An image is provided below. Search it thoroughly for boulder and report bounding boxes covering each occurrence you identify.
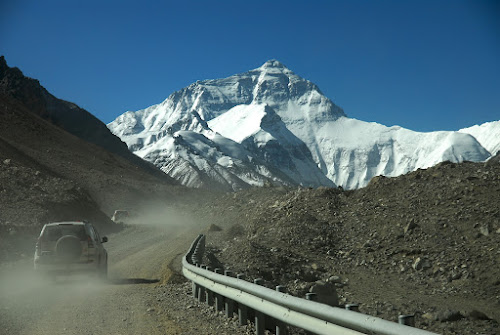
[309,280,339,307]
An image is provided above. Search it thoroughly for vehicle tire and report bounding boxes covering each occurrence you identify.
[55,235,82,262]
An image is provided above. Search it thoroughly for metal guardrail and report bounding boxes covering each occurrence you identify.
[182,234,440,335]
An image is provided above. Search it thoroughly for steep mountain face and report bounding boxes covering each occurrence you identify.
[0,56,166,179]
[109,60,495,190]
[207,104,335,187]
[109,60,341,190]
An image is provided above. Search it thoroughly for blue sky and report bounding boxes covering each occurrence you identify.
[1,0,499,131]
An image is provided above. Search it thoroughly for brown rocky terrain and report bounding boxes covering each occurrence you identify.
[191,158,500,335]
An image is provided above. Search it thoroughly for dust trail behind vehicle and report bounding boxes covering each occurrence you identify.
[0,204,208,335]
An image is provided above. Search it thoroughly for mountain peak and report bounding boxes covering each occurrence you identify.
[260,59,288,70]
[0,56,23,81]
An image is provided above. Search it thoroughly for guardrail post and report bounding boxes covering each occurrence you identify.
[275,286,288,335]
[214,268,224,312]
[237,274,248,326]
[399,314,415,327]
[306,293,317,301]
[254,278,265,335]
[205,266,214,306]
[198,266,206,302]
[192,281,198,298]
[224,270,235,318]
[345,303,360,312]
[198,285,205,302]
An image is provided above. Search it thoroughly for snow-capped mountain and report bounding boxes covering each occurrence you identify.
[108,60,496,190]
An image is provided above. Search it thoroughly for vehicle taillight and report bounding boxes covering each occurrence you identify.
[36,236,45,255]
[35,238,40,256]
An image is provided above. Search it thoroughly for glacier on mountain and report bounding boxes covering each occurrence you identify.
[459,120,500,156]
[108,60,496,190]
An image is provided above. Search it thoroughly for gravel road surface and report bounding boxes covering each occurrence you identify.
[0,215,252,335]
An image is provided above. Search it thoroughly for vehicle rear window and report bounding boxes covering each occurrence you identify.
[43,225,87,241]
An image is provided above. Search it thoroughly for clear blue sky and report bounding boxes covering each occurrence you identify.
[1,0,499,131]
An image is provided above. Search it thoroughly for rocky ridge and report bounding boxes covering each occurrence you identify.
[0,55,167,176]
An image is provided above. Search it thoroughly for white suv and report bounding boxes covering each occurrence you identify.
[34,221,108,279]
[111,210,129,224]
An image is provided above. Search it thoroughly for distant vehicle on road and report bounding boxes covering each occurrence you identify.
[111,209,136,224]
[34,221,108,279]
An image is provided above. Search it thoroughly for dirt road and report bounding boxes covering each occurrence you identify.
[0,217,207,335]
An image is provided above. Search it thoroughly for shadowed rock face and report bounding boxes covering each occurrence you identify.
[0,56,168,179]
[0,57,117,149]
[486,151,500,165]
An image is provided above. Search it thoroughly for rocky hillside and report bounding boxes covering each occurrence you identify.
[190,157,500,335]
[0,56,167,175]
[0,57,182,262]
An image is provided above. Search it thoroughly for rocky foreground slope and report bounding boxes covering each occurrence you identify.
[189,157,500,335]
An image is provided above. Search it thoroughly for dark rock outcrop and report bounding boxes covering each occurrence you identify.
[0,56,168,178]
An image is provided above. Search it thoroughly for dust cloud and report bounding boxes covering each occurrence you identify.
[121,201,199,228]
[0,201,208,334]
[0,260,108,334]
